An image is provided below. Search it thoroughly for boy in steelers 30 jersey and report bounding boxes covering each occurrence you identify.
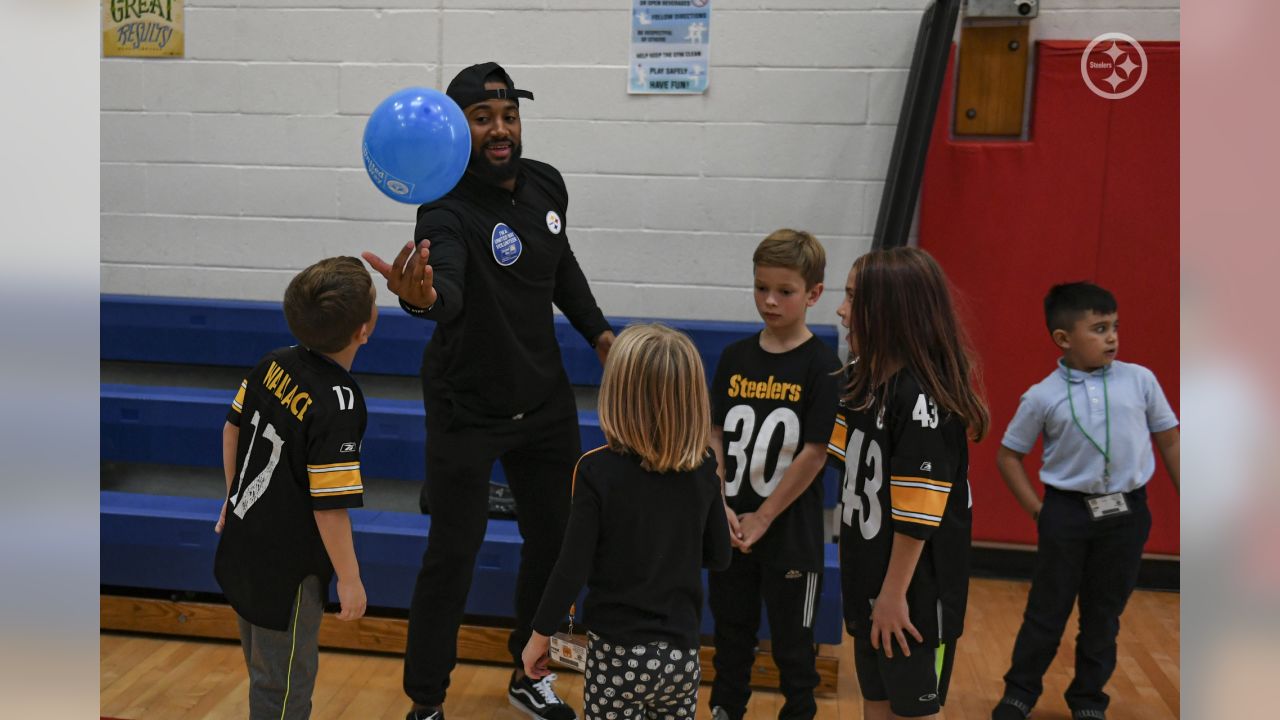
[708,230,841,720]
[214,256,376,720]
[828,370,972,718]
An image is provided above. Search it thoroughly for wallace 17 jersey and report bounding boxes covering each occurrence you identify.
[214,345,366,631]
[826,369,971,642]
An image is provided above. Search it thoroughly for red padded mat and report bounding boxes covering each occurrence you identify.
[919,41,1180,554]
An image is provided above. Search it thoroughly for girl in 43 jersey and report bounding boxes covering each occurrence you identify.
[828,247,989,720]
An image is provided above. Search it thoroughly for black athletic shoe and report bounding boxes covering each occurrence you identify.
[405,706,444,720]
[1071,710,1107,720]
[508,672,576,719]
[992,697,1031,720]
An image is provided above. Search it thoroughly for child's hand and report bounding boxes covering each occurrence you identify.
[735,512,773,551]
[215,500,228,534]
[522,632,552,680]
[335,576,367,621]
[724,503,747,551]
[869,592,922,659]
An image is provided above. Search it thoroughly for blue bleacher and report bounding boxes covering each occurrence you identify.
[101,490,844,641]
[101,295,847,643]
[102,294,836,387]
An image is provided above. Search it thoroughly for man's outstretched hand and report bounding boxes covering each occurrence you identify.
[363,240,437,310]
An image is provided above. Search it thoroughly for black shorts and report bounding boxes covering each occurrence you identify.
[853,636,957,718]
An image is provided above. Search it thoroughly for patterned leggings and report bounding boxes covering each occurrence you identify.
[584,633,701,720]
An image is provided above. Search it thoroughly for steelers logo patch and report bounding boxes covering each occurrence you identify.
[546,210,562,234]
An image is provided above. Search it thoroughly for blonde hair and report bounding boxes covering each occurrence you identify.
[597,323,711,473]
[753,228,826,289]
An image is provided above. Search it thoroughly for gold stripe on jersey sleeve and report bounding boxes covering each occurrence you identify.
[311,486,363,497]
[826,414,848,459]
[308,465,362,494]
[890,482,949,522]
[891,509,942,527]
[308,461,361,471]
[231,379,247,413]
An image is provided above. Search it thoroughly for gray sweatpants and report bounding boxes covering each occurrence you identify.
[236,575,325,720]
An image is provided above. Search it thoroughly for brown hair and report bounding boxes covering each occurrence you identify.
[843,247,989,441]
[282,256,374,354]
[753,229,826,289]
[597,323,711,473]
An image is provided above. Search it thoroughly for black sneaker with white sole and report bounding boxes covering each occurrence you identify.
[508,671,576,720]
[405,707,444,720]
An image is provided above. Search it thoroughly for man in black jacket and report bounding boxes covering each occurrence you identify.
[364,62,614,720]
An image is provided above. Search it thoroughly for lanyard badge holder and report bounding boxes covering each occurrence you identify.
[548,606,588,672]
[1066,367,1131,521]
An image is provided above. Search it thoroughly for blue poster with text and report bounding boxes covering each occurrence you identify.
[629,0,711,94]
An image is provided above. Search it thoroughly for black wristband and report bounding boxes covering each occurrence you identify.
[400,297,434,316]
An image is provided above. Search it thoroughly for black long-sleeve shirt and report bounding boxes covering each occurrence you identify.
[408,160,612,417]
[533,446,732,649]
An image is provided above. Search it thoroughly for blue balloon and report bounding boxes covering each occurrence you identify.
[362,87,470,204]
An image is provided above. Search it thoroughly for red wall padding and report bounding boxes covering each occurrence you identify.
[919,41,1180,554]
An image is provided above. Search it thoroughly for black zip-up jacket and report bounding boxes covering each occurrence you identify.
[406,160,611,418]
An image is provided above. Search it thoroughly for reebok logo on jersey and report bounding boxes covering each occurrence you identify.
[920,461,932,472]
[340,442,357,453]
[785,570,802,579]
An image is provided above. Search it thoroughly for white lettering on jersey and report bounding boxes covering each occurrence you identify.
[231,410,286,519]
[912,393,939,429]
[722,405,801,498]
[841,427,884,539]
[332,385,355,411]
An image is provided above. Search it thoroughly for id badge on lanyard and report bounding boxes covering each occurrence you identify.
[549,629,589,672]
[1084,491,1131,521]
[1066,367,1124,522]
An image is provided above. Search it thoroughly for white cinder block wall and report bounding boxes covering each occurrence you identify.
[100,0,1178,327]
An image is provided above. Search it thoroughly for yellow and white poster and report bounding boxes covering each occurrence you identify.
[103,0,184,58]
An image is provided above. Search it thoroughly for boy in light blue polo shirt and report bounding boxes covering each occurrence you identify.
[991,282,1179,720]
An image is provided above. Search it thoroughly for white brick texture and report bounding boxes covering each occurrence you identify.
[101,1,1178,325]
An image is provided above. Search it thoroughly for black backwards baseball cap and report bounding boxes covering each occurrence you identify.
[446,62,534,110]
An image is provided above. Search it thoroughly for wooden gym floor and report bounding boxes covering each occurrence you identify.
[101,578,1179,719]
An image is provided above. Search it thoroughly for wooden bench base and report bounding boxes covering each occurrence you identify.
[100,595,840,695]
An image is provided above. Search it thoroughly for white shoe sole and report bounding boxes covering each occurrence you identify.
[508,693,577,720]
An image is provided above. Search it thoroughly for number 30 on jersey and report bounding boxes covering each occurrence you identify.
[722,405,800,498]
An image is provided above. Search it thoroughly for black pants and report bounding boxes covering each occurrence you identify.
[403,382,580,707]
[1002,485,1152,713]
[708,550,822,720]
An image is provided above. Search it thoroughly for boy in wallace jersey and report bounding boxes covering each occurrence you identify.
[707,229,841,720]
[828,247,989,720]
[992,283,1179,720]
[214,256,377,720]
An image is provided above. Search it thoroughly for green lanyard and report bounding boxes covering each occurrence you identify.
[1065,365,1111,484]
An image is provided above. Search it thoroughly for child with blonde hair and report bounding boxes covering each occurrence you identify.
[523,323,732,720]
